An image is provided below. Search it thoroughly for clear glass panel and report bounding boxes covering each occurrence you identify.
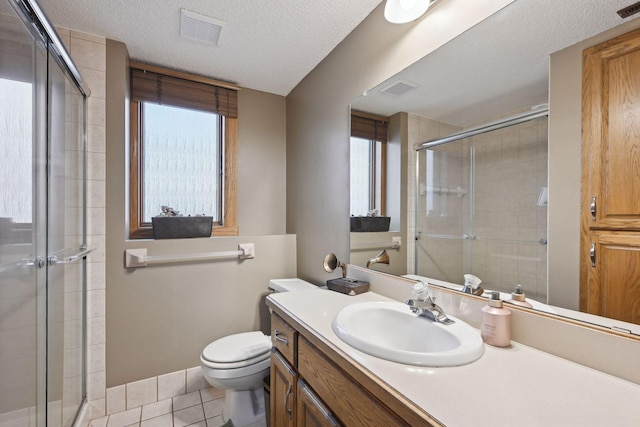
[0,5,47,427]
[142,102,220,222]
[47,52,86,427]
[350,137,372,216]
[415,117,548,300]
[415,140,471,283]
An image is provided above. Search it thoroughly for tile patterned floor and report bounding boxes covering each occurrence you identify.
[88,387,260,427]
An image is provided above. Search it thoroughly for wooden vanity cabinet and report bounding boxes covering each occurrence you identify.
[581,27,640,323]
[271,349,296,427]
[269,312,438,427]
[297,380,341,427]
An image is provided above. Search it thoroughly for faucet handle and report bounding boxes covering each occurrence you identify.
[411,280,429,301]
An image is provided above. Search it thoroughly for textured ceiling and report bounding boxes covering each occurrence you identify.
[37,0,383,96]
[352,0,640,127]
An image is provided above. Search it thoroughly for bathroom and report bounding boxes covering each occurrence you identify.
[1,0,640,426]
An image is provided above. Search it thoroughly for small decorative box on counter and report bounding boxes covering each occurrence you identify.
[327,278,370,296]
[151,216,213,239]
[350,216,390,232]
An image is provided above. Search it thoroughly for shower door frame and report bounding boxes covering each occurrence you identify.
[414,107,549,295]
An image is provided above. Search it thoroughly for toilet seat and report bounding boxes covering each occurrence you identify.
[200,354,271,379]
[201,331,271,369]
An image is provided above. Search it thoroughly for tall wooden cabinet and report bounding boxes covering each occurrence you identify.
[581,27,640,324]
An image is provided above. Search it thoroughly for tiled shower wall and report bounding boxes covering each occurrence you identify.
[470,117,548,300]
[58,28,107,422]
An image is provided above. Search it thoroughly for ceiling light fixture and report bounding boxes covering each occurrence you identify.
[384,0,437,24]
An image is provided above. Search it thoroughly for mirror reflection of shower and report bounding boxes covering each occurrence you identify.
[415,111,548,302]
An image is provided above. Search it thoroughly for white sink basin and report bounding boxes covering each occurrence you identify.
[332,301,484,367]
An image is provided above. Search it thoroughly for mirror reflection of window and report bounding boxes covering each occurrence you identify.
[350,113,388,217]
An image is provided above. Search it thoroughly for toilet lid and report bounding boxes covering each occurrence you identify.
[202,331,271,363]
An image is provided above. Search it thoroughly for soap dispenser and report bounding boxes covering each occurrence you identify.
[508,284,533,308]
[481,292,511,347]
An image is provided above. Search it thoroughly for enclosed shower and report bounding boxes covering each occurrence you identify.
[414,111,548,301]
[1,1,90,426]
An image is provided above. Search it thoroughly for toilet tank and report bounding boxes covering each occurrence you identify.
[268,278,317,293]
[260,278,319,335]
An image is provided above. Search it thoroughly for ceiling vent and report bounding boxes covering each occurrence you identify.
[617,2,640,18]
[379,80,419,97]
[180,9,225,46]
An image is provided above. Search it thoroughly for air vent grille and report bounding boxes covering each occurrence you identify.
[180,9,225,46]
[617,2,640,18]
[379,80,419,97]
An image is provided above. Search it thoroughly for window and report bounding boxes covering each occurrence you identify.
[129,63,239,239]
[350,112,388,216]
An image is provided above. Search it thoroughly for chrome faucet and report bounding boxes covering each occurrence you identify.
[406,281,455,325]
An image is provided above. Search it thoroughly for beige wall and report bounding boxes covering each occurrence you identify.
[548,19,640,310]
[286,0,515,283]
[105,41,296,387]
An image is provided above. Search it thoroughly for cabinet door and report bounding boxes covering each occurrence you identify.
[297,380,341,427]
[298,336,410,426]
[583,27,640,229]
[271,350,296,427]
[582,232,640,324]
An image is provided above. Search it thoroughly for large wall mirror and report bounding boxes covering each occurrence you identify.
[349,0,640,335]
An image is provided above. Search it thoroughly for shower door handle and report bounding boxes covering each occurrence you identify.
[48,247,95,265]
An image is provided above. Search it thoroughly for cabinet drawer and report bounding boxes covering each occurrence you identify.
[271,313,296,365]
[298,336,409,426]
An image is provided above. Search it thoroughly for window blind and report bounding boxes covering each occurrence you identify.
[130,67,238,118]
[351,113,388,142]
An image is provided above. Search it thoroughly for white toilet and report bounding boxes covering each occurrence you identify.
[200,278,317,426]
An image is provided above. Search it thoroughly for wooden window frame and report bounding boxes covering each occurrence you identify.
[129,62,239,239]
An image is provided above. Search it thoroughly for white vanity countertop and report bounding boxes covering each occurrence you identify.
[267,289,640,427]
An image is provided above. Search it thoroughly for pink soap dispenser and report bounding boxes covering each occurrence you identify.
[481,292,512,347]
[508,284,533,308]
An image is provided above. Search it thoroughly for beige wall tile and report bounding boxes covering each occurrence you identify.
[87,290,106,318]
[88,124,106,153]
[88,343,106,373]
[88,370,106,400]
[87,97,105,126]
[106,385,126,415]
[70,37,106,71]
[127,377,158,409]
[87,179,107,209]
[158,370,186,401]
[80,68,106,100]
[185,367,206,393]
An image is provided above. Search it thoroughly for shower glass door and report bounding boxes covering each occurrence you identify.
[0,6,48,427]
[47,51,87,427]
[1,2,88,426]
[415,117,548,301]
